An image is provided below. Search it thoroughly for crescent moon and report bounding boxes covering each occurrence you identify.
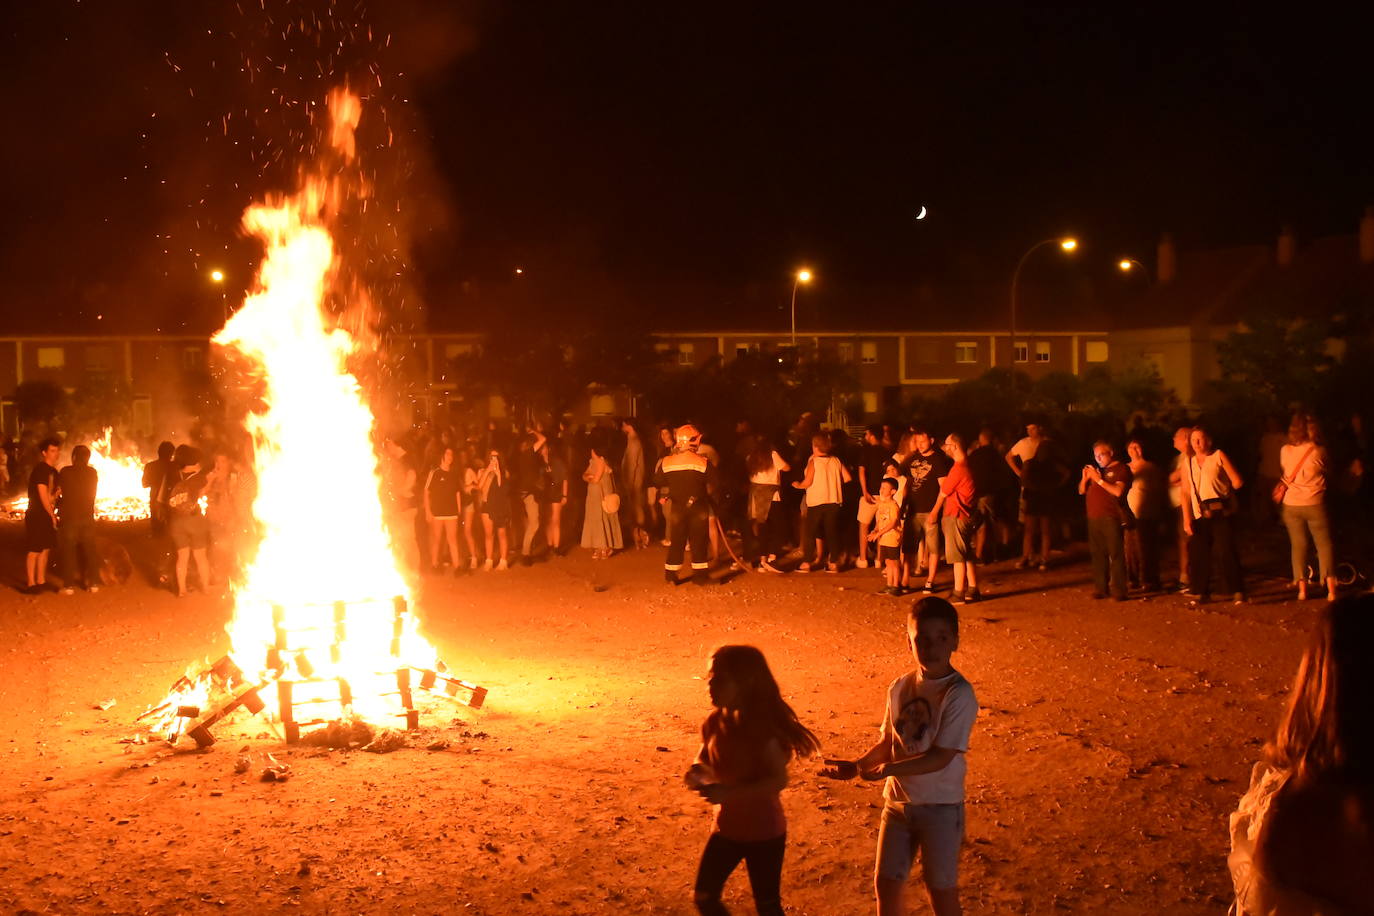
[916,205,927,220]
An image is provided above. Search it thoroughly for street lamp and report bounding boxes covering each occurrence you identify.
[790,268,813,349]
[1118,258,1150,281]
[1009,238,1077,368]
[210,269,227,322]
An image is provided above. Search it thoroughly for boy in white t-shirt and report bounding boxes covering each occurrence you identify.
[823,597,978,915]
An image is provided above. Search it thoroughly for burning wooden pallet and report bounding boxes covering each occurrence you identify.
[141,597,485,747]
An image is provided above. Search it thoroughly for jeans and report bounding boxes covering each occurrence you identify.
[59,517,99,587]
[801,502,841,565]
[1087,516,1127,598]
[1282,502,1334,582]
[694,832,785,916]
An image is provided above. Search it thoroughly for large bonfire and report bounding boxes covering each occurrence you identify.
[143,89,480,745]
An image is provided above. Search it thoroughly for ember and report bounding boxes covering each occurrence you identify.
[141,88,484,746]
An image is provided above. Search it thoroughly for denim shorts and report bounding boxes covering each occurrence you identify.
[875,801,964,890]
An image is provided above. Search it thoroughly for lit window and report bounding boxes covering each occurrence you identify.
[37,347,65,369]
[1035,341,1051,363]
[955,341,977,364]
[1014,341,1029,363]
[1085,341,1109,363]
[837,342,855,363]
[862,391,878,415]
[678,342,695,366]
[860,341,878,364]
[589,393,615,416]
[183,347,204,370]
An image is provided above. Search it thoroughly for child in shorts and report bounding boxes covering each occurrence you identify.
[822,597,978,916]
[868,477,904,595]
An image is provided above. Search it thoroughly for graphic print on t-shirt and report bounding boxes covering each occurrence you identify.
[895,694,934,751]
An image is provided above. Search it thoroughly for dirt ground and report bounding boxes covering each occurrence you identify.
[0,521,1324,915]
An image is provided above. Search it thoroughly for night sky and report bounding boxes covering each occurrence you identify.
[3,1,1373,332]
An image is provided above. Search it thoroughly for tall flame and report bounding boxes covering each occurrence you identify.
[210,89,433,724]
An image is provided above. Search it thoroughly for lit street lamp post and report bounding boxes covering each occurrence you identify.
[210,269,227,322]
[1008,238,1076,368]
[790,268,813,350]
[1118,258,1151,282]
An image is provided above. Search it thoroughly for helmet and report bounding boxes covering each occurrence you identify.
[674,424,702,451]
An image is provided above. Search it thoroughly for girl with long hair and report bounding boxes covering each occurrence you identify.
[1229,595,1374,913]
[1278,412,1337,602]
[686,645,820,916]
[744,438,791,572]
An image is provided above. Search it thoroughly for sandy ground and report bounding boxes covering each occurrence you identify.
[0,522,1322,915]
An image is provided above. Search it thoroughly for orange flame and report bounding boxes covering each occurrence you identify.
[204,88,435,727]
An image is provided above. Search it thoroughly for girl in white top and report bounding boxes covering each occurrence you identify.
[745,441,791,572]
[1278,412,1336,601]
[792,433,852,572]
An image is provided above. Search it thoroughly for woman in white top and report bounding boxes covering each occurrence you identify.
[791,432,851,572]
[1182,425,1245,603]
[1279,412,1336,602]
[744,438,791,572]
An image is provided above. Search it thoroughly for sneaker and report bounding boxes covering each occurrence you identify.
[1232,592,1246,605]
[856,557,869,569]
[1014,558,1030,570]
[921,581,935,594]
[825,564,839,574]
[87,584,100,594]
[965,589,981,603]
[877,585,894,595]
[798,563,812,573]
[60,587,75,596]
[1037,561,1049,572]
[759,558,781,574]
[950,591,966,604]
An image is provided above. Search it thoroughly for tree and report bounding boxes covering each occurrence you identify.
[1213,314,1336,413]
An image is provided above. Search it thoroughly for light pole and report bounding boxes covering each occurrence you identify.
[790,268,813,350]
[1118,258,1151,282]
[210,269,227,322]
[1009,238,1076,368]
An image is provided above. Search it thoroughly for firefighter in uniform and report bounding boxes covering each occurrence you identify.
[655,424,716,586]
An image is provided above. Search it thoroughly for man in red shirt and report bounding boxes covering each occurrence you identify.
[928,433,981,604]
[1079,440,1133,601]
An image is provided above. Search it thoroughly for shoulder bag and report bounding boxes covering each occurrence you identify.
[1271,445,1315,505]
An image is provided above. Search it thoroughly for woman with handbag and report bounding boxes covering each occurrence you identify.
[1182,425,1246,605]
[1277,412,1337,602]
[581,436,624,559]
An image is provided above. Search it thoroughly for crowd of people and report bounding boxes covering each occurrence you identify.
[371,408,1366,607]
[12,407,1366,608]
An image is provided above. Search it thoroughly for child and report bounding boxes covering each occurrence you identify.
[868,477,904,595]
[823,598,978,916]
[686,645,821,916]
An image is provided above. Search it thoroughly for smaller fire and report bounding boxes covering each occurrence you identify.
[3,428,150,522]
